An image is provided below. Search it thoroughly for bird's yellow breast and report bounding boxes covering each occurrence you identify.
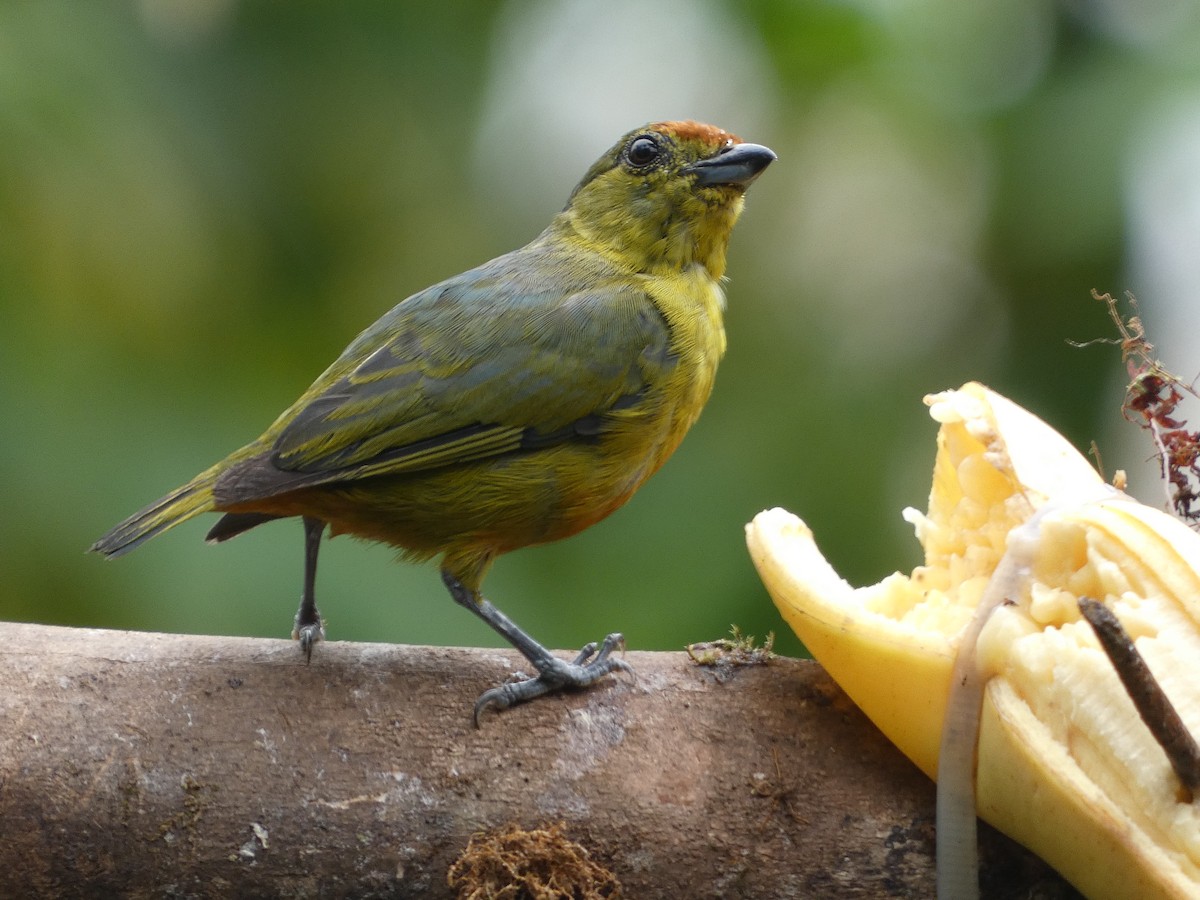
[641,264,727,458]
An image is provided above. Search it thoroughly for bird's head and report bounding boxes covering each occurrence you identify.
[557,121,775,279]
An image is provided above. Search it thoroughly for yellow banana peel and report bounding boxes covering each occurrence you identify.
[747,382,1200,898]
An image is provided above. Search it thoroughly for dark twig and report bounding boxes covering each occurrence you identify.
[1078,597,1200,801]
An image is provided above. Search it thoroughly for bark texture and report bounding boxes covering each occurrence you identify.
[0,622,1077,898]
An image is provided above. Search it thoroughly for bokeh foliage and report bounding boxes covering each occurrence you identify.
[2,0,1197,657]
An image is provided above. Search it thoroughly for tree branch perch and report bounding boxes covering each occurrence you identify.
[0,622,1074,898]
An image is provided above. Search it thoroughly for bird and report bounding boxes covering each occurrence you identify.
[91,120,775,723]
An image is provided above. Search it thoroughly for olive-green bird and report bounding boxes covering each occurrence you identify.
[92,120,775,722]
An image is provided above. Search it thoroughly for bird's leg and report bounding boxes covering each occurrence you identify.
[440,570,633,726]
[292,516,326,662]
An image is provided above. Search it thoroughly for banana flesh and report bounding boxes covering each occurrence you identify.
[746,382,1200,898]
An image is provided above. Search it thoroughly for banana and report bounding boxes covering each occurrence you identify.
[746,382,1200,899]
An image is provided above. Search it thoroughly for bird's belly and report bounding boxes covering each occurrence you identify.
[279,425,670,559]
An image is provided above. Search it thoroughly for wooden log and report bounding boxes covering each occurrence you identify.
[0,622,1075,898]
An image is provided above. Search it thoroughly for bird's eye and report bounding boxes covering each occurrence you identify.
[625,136,661,167]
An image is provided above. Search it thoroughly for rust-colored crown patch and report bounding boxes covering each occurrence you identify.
[653,120,741,147]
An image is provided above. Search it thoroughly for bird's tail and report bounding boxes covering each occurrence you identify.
[90,464,222,559]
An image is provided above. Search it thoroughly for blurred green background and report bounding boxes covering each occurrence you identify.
[3,1,1198,658]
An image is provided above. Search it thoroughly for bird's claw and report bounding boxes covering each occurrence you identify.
[571,641,600,665]
[473,632,633,727]
[292,613,325,664]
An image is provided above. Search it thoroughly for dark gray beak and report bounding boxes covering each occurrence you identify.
[688,142,776,187]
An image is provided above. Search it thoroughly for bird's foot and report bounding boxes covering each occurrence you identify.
[291,611,325,663]
[473,632,633,726]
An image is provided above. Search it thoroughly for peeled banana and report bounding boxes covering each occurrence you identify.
[747,382,1200,899]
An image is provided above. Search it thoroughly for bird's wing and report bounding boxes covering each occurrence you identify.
[226,252,674,499]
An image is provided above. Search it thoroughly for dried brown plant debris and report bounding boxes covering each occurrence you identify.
[686,625,775,668]
[448,822,622,900]
[1078,291,1200,526]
